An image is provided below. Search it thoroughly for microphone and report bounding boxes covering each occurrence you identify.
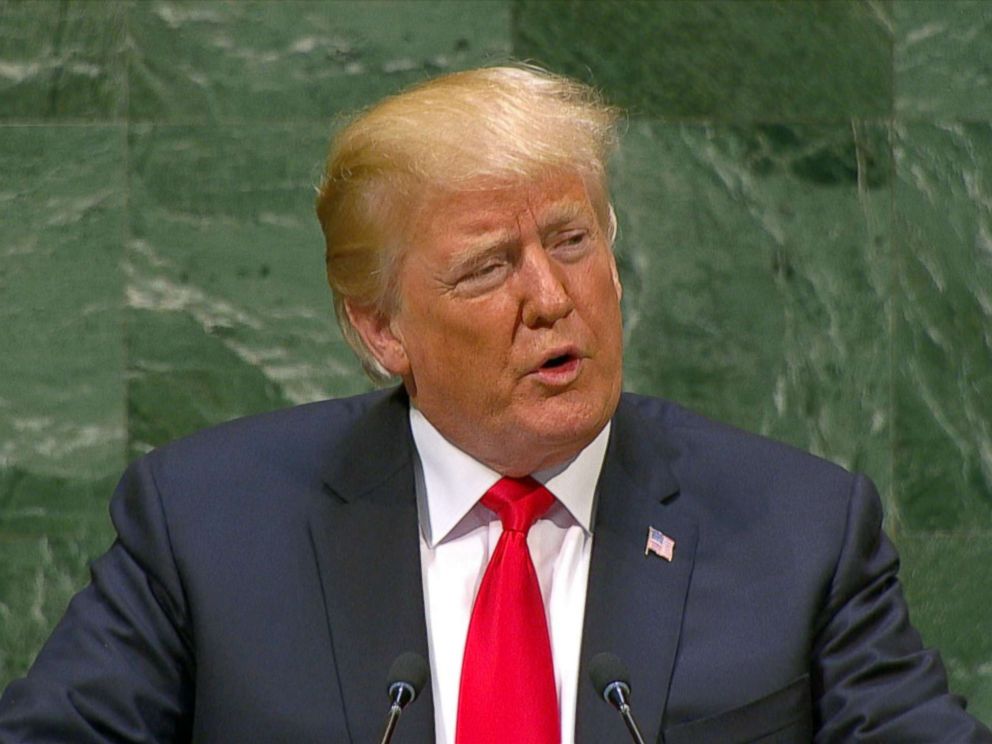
[588,652,646,744]
[379,652,429,744]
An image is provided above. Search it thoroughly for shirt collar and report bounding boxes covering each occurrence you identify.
[409,407,610,548]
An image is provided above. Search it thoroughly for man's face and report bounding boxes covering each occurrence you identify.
[351,171,623,475]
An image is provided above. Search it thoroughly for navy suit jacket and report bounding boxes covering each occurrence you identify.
[1,388,989,742]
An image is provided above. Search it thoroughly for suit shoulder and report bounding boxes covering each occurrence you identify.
[122,388,398,516]
[617,394,872,586]
[146,389,388,468]
[618,392,854,492]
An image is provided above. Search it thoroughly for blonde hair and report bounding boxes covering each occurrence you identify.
[315,65,621,382]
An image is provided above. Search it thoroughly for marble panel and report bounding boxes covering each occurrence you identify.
[898,531,992,724]
[126,123,371,456]
[614,120,893,508]
[894,0,992,119]
[0,473,115,683]
[513,0,892,120]
[127,0,512,122]
[0,125,126,479]
[0,0,125,120]
[0,125,124,685]
[893,123,992,531]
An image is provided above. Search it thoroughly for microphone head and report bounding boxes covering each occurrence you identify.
[589,652,631,700]
[386,652,429,703]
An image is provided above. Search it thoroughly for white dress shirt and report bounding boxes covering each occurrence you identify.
[410,408,610,744]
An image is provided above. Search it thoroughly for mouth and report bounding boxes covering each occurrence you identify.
[542,353,575,369]
[530,347,583,385]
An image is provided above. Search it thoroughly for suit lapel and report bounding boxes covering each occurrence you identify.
[576,396,698,743]
[305,390,696,742]
[307,389,434,742]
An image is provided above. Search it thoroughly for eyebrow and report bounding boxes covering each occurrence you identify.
[536,200,588,231]
[444,233,517,280]
[443,199,593,279]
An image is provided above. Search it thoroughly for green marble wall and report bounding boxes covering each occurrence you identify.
[1,0,989,723]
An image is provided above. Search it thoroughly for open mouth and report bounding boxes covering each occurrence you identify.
[542,354,575,369]
[529,346,582,383]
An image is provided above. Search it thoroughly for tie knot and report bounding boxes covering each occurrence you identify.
[481,476,554,533]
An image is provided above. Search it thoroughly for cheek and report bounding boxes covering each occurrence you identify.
[586,273,624,357]
[447,298,517,348]
[399,285,519,378]
[412,309,507,379]
[579,262,623,320]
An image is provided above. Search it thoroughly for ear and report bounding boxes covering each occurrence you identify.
[605,203,622,302]
[344,299,411,378]
[610,255,622,302]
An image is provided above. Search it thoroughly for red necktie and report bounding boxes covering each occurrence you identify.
[455,476,560,744]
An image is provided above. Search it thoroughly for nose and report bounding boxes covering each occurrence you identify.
[519,245,574,328]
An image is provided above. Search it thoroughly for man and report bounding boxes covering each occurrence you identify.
[0,66,989,743]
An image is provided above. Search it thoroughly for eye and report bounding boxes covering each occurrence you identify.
[471,261,503,278]
[462,258,508,282]
[451,257,511,295]
[550,230,590,259]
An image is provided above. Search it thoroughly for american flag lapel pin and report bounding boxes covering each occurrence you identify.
[645,526,675,562]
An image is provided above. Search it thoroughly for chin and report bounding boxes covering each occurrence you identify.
[523,394,614,449]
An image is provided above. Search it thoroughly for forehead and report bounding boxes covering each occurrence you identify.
[411,171,599,240]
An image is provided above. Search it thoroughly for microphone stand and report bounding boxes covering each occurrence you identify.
[379,702,403,744]
[379,682,414,744]
[618,701,646,744]
[605,680,646,744]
